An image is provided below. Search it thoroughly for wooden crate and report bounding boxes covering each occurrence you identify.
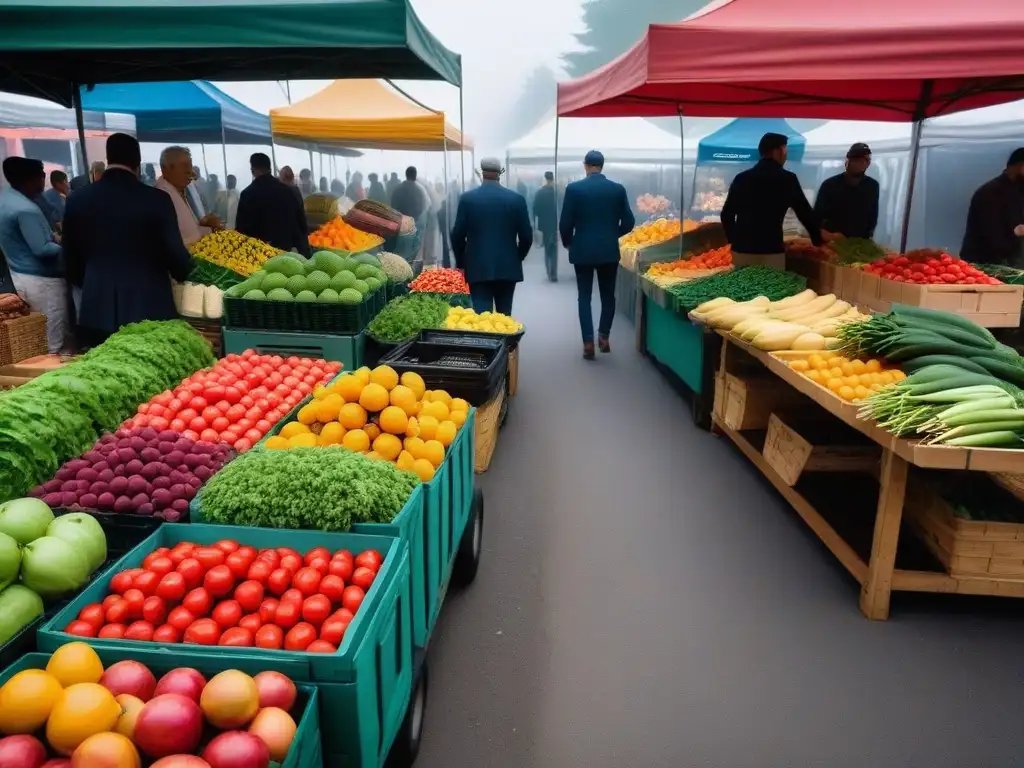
[762,413,881,486]
[0,313,47,365]
[905,482,1024,578]
[0,354,66,389]
[507,346,519,397]
[473,390,504,473]
[183,316,223,358]
[721,372,804,431]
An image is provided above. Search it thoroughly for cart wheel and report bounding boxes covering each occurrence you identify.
[499,377,510,429]
[388,658,429,768]
[453,488,484,587]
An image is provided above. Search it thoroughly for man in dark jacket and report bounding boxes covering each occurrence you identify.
[237,154,311,257]
[814,143,879,240]
[367,173,387,204]
[960,148,1024,266]
[389,166,429,221]
[451,157,532,315]
[559,151,635,359]
[385,172,401,199]
[532,171,558,282]
[62,133,192,348]
[721,133,822,269]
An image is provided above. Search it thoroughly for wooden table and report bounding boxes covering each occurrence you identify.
[711,329,1024,620]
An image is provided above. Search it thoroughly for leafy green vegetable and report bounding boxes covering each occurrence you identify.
[196,447,420,530]
[367,294,451,342]
[829,237,887,265]
[668,266,806,312]
[188,256,247,290]
[974,263,1024,285]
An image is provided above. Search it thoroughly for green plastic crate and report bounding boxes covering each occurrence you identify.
[222,328,365,370]
[38,524,405,683]
[0,652,322,768]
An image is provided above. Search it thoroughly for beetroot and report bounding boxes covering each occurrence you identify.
[193,442,217,455]
[151,476,171,490]
[97,469,115,483]
[161,509,182,522]
[115,428,132,439]
[139,427,159,442]
[158,442,178,456]
[129,437,147,453]
[116,448,136,464]
[182,454,202,470]
[91,482,110,496]
[80,493,99,509]
[42,479,62,494]
[113,466,126,477]
[60,492,77,508]
[183,484,197,500]
[43,493,62,507]
[164,451,185,467]
[82,451,103,464]
[67,459,89,473]
[151,489,172,510]
[109,476,129,495]
[76,467,99,483]
[169,484,187,499]
[93,462,111,475]
[193,466,212,482]
[125,459,144,476]
[140,447,161,464]
[174,438,194,452]
[113,496,133,513]
[97,492,115,510]
[60,480,78,493]
[127,476,148,495]
[157,430,179,443]
[131,493,150,511]
[171,498,190,513]
[137,503,155,516]
[100,433,117,444]
[140,463,162,481]
[168,471,189,486]
[55,468,74,482]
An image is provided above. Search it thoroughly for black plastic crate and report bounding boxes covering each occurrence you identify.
[385,281,410,302]
[223,286,385,333]
[421,326,525,351]
[54,507,186,556]
[382,339,508,405]
[363,331,415,367]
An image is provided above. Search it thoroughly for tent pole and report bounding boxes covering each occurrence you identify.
[200,144,209,177]
[71,82,89,177]
[899,80,933,253]
[504,151,510,188]
[554,116,560,223]
[220,119,229,188]
[270,143,278,174]
[459,86,466,194]
[677,107,685,259]
[308,148,314,176]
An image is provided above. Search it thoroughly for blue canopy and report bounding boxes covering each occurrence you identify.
[79,81,270,144]
[697,118,805,164]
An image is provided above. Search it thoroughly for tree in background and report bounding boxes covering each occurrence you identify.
[495,64,558,147]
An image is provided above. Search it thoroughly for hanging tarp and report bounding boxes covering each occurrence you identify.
[556,0,1024,121]
[0,95,135,134]
[271,80,470,152]
[697,118,805,163]
[0,0,461,105]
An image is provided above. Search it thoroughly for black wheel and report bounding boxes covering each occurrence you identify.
[499,376,510,429]
[387,658,429,767]
[452,488,484,587]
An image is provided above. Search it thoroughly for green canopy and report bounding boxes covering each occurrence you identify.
[0,0,462,105]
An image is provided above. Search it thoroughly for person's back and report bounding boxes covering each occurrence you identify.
[236,163,310,256]
[451,181,532,285]
[559,172,634,266]
[390,173,429,220]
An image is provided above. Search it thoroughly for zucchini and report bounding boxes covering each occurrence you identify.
[900,355,989,375]
[891,317,994,349]
[944,431,1022,447]
[786,300,851,325]
[968,356,1024,388]
[885,338,1001,362]
[891,304,997,346]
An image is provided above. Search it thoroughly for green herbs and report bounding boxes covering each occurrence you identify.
[367,294,451,342]
[188,256,247,291]
[196,447,420,530]
[668,266,807,312]
[829,237,887,265]
[974,263,1024,286]
[0,320,215,501]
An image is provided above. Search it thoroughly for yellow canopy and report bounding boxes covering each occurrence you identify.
[270,79,471,152]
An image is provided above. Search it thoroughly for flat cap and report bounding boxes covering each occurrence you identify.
[480,157,503,173]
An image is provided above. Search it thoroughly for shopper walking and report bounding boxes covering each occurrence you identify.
[450,157,532,315]
[559,150,635,360]
[367,173,387,204]
[532,171,558,281]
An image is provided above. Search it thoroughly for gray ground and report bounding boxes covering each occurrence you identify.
[416,256,1024,768]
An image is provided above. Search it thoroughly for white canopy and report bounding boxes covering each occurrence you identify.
[507,114,691,165]
[802,120,912,158]
[923,99,1024,144]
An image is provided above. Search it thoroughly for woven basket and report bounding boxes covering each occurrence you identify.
[473,389,505,473]
[0,313,47,365]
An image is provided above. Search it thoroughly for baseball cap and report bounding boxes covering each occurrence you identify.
[847,142,872,159]
[584,150,604,167]
[480,157,503,173]
[1007,148,1024,166]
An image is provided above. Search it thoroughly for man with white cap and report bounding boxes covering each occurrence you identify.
[450,157,533,315]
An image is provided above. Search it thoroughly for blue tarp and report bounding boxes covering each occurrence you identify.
[697,118,805,164]
[79,81,270,144]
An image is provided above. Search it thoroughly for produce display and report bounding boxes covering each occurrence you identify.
[224,251,385,306]
[0,499,108,643]
[0,641,304,765]
[32,428,232,521]
[670,266,807,313]
[308,216,383,252]
[367,295,451,343]
[0,321,215,501]
[188,231,282,278]
[787,354,906,402]
[376,251,414,284]
[646,245,732,278]
[186,258,246,291]
[262,365,468,483]
[619,217,698,250]
[974,263,1024,286]
[828,237,887,266]
[125,352,341,454]
[635,194,672,216]
[408,268,470,295]
[61,540,386,654]
[861,251,1002,285]
[444,306,523,334]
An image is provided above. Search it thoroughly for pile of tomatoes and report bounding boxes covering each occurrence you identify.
[63,539,385,653]
[126,352,342,453]
[408,267,470,294]
[862,252,1002,285]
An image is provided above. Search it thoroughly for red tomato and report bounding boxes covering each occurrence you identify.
[142,596,167,625]
[255,624,284,649]
[292,567,322,597]
[306,640,337,654]
[328,558,353,582]
[278,554,302,573]
[200,429,221,443]
[243,428,262,443]
[178,408,199,424]
[200,406,220,424]
[153,624,181,643]
[66,620,97,638]
[307,557,330,576]
[184,618,221,645]
[279,588,303,606]
[224,387,242,404]
[355,551,383,573]
[211,416,230,432]
[212,600,243,629]
[98,624,127,639]
[239,613,263,633]
[188,396,207,411]
[341,586,365,613]
[259,598,279,623]
[257,549,281,566]
[169,418,187,432]
[132,571,160,597]
[303,547,330,566]
[318,575,347,604]
[351,567,375,591]
[78,603,106,630]
[110,571,134,595]
[226,404,246,422]
[284,622,317,651]
[267,568,292,596]
[125,621,154,642]
[219,627,254,647]
[247,559,273,585]
[170,542,196,562]
[223,552,250,580]
[189,417,208,433]
[319,617,348,646]
[333,549,354,562]
[273,600,300,629]
[149,416,169,431]
[301,594,331,627]
[154,572,186,603]
[266,409,283,423]
[195,547,226,569]
[176,558,204,590]
[234,580,265,613]
[236,545,257,560]
[241,395,255,408]
[204,565,235,598]
[256,419,272,433]
[143,548,170,569]
[122,589,145,619]
[153,390,174,406]
[214,539,239,554]
[143,554,174,576]
[233,438,253,453]
[167,606,196,632]
[182,587,213,617]
[102,594,121,611]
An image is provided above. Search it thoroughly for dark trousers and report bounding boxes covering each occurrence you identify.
[542,231,557,281]
[469,280,516,315]
[574,263,617,342]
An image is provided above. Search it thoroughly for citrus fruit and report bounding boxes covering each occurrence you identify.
[296,404,319,425]
[412,459,435,482]
[0,669,63,733]
[287,433,317,448]
[373,433,403,461]
[369,365,399,391]
[420,390,434,403]
[338,402,367,429]
[46,642,104,687]
[423,401,449,422]
[312,385,329,400]
[450,397,470,413]
[364,423,381,441]
[264,436,289,450]
[353,367,372,385]
[47,683,122,755]
[318,422,345,445]
[365,451,383,461]
[435,421,457,447]
[396,451,416,471]
[400,371,426,399]
[422,440,445,468]
[405,417,420,438]
[417,415,438,441]
[404,437,425,460]
[342,429,370,453]
[378,406,408,435]
[279,422,310,439]
[335,375,364,402]
[71,731,141,767]
[431,390,452,407]
[359,383,389,412]
[389,385,418,416]
[449,409,467,428]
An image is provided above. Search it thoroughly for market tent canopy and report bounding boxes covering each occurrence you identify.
[270,80,470,152]
[508,114,685,165]
[697,118,805,163]
[802,120,913,157]
[79,81,273,145]
[0,94,135,134]
[556,0,1024,121]
[0,0,462,106]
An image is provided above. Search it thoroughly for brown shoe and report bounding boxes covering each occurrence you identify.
[598,336,611,354]
[583,342,595,360]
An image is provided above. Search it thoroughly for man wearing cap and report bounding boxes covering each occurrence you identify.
[559,150,635,359]
[450,158,533,315]
[532,171,559,281]
[814,143,879,241]
[960,148,1024,267]
[721,132,823,269]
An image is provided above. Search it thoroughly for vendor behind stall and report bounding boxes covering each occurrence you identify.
[814,143,879,240]
[720,132,823,269]
[155,146,222,246]
[960,148,1024,267]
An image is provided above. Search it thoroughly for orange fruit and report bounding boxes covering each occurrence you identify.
[389,385,418,416]
[318,422,345,445]
[297,404,319,425]
[334,374,364,402]
[47,683,121,755]
[279,422,310,439]
[422,440,445,468]
[46,642,103,687]
[373,433,403,461]
[264,436,289,450]
[399,371,425,400]
[316,394,343,422]
[378,406,408,435]
[369,365,399,391]
[396,451,416,471]
[338,402,367,429]
[343,429,370,453]
[0,669,63,733]
[423,401,449,422]
[448,410,467,428]
[431,390,452,408]
[405,416,420,438]
[113,694,144,740]
[450,397,470,413]
[404,437,425,460]
[417,415,438,441]
[288,433,317,448]
[435,421,457,447]
[312,385,329,400]
[71,731,140,768]
[353,367,372,385]
[359,383,389,412]
[364,423,381,441]
[412,459,435,482]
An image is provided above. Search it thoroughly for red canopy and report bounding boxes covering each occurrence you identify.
[557,0,1024,121]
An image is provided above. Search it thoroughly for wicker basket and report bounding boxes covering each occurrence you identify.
[0,313,47,365]
[473,389,505,473]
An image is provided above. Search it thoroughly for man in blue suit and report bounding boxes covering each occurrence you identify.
[450,157,533,315]
[559,150,635,359]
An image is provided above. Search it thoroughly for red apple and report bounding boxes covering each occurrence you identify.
[100,660,157,701]
[153,667,207,703]
[134,694,204,758]
[0,735,47,768]
[151,758,211,768]
[202,732,269,768]
[252,671,296,711]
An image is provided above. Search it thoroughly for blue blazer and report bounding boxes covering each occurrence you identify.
[559,173,635,266]
[450,182,533,284]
